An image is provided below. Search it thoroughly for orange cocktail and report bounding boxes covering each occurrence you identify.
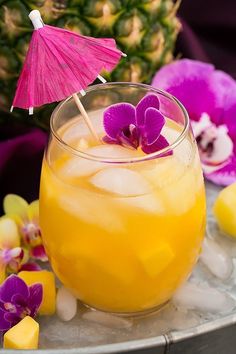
[40,83,206,314]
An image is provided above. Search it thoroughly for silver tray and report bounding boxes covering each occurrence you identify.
[5,182,236,354]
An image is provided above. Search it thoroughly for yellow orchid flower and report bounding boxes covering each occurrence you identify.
[3,195,48,262]
[0,216,24,282]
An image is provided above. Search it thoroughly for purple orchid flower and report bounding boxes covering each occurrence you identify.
[103,94,170,154]
[0,275,42,331]
[152,59,236,186]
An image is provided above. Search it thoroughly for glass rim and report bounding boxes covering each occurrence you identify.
[50,82,190,163]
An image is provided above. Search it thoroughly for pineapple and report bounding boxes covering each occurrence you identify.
[0,0,181,128]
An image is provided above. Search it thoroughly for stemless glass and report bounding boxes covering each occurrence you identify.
[39,83,206,315]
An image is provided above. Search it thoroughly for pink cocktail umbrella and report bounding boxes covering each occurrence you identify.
[11,10,126,140]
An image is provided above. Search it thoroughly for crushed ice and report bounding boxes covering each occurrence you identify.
[56,286,77,322]
[200,237,233,280]
[82,310,133,329]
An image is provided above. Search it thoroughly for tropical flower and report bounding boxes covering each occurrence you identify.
[0,217,24,282]
[3,195,48,262]
[103,94,171,154]
[152,59,236,186]
[0,275,42,331]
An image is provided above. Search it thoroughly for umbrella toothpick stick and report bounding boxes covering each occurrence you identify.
[72,93,99,141]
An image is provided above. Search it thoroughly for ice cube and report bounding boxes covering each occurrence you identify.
[59,189,124,233]
[90,167,151,196]
[161,306,201,330]
[173,282,235,313]
[75,138,89,151]
[161,125,180,144]
[118,194,165,214]
[200,238,233,280]
[137,156,184,188]
[162,168,197,215]
[87,145,139,159]
[62,108,105,142]
[56,286,77,322]
[162,124,193,166]
[82,310,133,329]
[60,145,139,178]
[171,312,201,331]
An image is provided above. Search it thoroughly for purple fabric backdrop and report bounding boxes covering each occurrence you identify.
[0,0,236,210]
[0,124,47,211]
[177,0,236,79]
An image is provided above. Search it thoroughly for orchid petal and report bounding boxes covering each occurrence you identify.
[11,293,27,308]
[4,312,19,327]
[200,128,233,166]
[6,248,23,273]
[0,308,11,331]
[102,135,119,145]
[152,59,219,121]
[28,283,43,317]
[30,245,48,262]
[27,200,39,222]
[210,70,236,126]
[221,99,236,149]
[142,135,170,155]
[191,113,212,137]
[103,103,136,139]
[143,108,165,145]
[7,247,24,273]
[8,247,22,259]
[20,262,42,271]
[0,217,20,249]
[0,275,29,302]
[209,70,236,144]
[21,248,30,265]
[116,124,140,149]
[204,157,236,186]
[3,195,28,222]
[136,94,160,126]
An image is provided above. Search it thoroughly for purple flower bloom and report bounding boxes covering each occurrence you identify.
[0,275,42,331]
[103,95,170,154]
[152,59,236,186]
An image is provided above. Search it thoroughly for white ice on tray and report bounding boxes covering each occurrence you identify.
[60,145,138,178]
[173,282,235,314]
[56,286,77,322]
[200,237,233,280]
[82,310,133,329]
[90,167,152,196]
[161,305,201,331]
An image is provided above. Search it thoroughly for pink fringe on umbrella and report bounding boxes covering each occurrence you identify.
[12,25,123,111]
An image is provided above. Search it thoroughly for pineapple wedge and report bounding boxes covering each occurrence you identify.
[138,243,175,278]
[213,182,236,237]
[18,270,56,315]
[3,316,39,349]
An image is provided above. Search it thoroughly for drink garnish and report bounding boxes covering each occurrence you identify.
[103,94,171,154]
